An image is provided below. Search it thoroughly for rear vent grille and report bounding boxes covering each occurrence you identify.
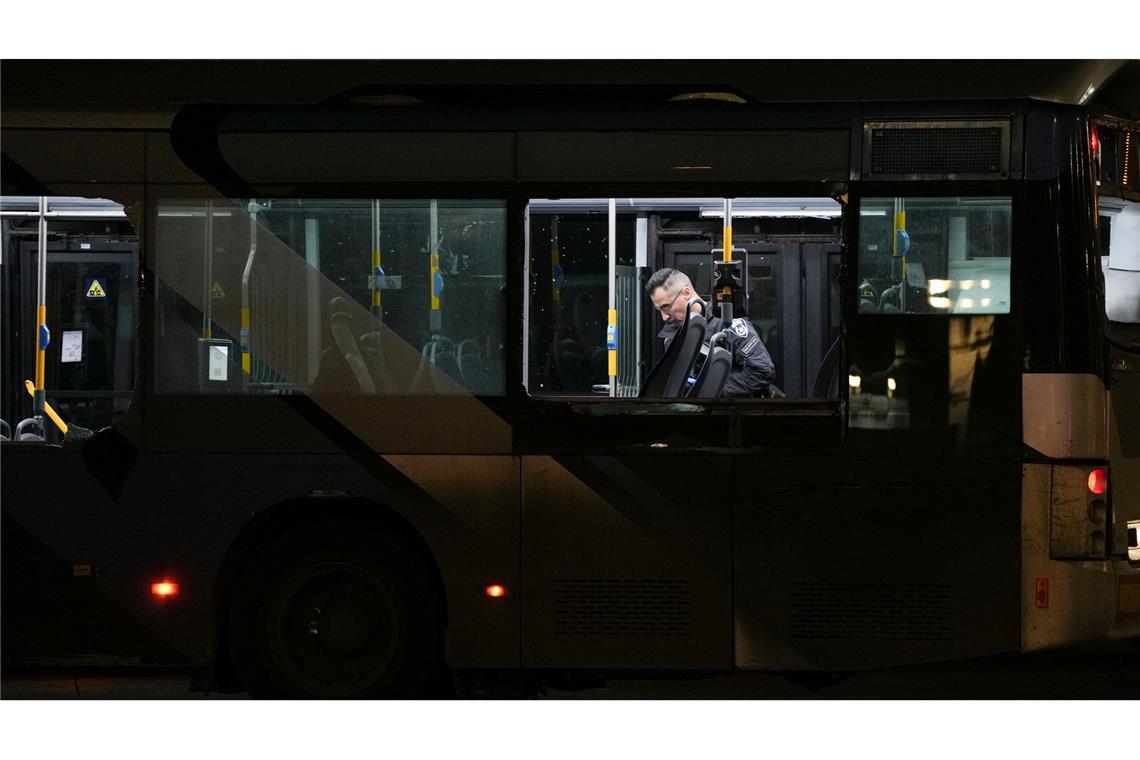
[790,581,952,641]
[864,120,1010,179]
[553,579,693,636]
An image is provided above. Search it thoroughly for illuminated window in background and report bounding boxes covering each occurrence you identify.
[857,197,1011,316]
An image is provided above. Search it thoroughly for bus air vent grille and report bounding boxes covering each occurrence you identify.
[863,120,1010,180]
[552,579,693,636]
[789,581,952,641]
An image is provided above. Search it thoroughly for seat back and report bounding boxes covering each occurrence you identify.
[456,338,490,393]
[692,345,732,398]
[640,298,707,399]
[358,331,401,393]
[327,297,376,394]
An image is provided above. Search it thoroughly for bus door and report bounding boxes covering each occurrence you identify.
[13,238,137,432]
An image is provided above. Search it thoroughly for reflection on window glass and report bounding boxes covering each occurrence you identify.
[857,197,1011,315]
[154,199,506,395]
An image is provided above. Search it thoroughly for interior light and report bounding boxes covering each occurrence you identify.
[960,280,975,290]
[981,279,991,289]
[928,296,952,309]
[485,584,508,599]
[981,298,992,308]
[887,377,897,392]
[927,279,952,295]
[1088,468,1108,495]
[848,374,862,390]
[1079,84,1096,105]
[959,298,975,308]
[150,580,179,599]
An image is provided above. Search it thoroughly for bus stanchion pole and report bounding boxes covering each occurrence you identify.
[429,199,442,336]
[241,201,261,384]
[608,198,617,398]
[33,195,49,426]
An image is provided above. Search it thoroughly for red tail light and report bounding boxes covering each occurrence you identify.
[1087,468,1108,495]
[484,584,507,599]
[1091,126,1100,156]
[150,580,179,599]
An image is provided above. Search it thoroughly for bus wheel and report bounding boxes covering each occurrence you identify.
[228,524,442,698]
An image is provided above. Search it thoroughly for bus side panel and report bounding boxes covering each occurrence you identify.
[520,454,733,670]
[1,448,182,664]
[734,455,1020,670]
[2,449,521,669]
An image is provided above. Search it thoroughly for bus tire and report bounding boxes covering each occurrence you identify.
[227,522,442,698]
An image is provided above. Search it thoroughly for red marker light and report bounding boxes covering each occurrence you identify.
[484,584,507,599]
[151,580,179,599]
[1088,468,1108,495]
[1090,127,1100,156]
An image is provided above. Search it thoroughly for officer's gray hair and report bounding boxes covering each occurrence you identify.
[645,268,693,297]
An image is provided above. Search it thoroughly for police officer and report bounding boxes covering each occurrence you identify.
[646,268,776,397]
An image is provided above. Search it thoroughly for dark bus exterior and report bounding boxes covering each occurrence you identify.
[2,71,1138,697]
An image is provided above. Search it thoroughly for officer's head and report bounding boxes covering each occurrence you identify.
[646,268,697,323]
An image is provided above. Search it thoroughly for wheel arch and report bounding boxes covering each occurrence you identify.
[207,496,447,692]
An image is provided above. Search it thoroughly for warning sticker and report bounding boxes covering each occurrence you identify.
[211,281,226,299]
[85,278,107,298]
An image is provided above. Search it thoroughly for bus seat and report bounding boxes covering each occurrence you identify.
[456,339,490,393]
[409,336,460,393]
[0,419,10,441]
[330,313,376,394]
[328,297,376,394]
[858,298,878,313]
[358,332,401,393]
[432,350,462,382]
[14,417,45,441]
[692,345,732,398]
[640,298,707,399]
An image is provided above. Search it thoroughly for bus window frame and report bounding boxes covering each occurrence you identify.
[515,185,850,412]
[845,181,1020,321]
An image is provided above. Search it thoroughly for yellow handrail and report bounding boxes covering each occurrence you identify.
[23,379,68,435]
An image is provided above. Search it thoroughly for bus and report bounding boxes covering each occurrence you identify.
[2,63,1138,697]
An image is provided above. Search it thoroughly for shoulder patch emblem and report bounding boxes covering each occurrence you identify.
[731,318,749,337]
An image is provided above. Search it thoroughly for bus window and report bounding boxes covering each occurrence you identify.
[857,196,1011,315]
[153,199,506,396]
[525,197,842,399]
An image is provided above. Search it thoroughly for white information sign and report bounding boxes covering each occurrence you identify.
[209,345,229,381]
[61,330,83,363]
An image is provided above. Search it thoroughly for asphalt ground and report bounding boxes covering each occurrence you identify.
[2,638,1137,699]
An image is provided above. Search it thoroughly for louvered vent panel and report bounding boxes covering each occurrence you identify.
[553,579,693,636]
[790,581,952,641]
[864,120,1009,179]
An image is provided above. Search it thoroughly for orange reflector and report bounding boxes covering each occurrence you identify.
[484,584,507,599]
[151,580,179,598]
[1088,468,1108,495]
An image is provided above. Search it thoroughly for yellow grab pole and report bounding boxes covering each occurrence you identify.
[24,380,67,435]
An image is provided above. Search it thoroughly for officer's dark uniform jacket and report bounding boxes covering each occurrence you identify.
[659,311,776,397]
